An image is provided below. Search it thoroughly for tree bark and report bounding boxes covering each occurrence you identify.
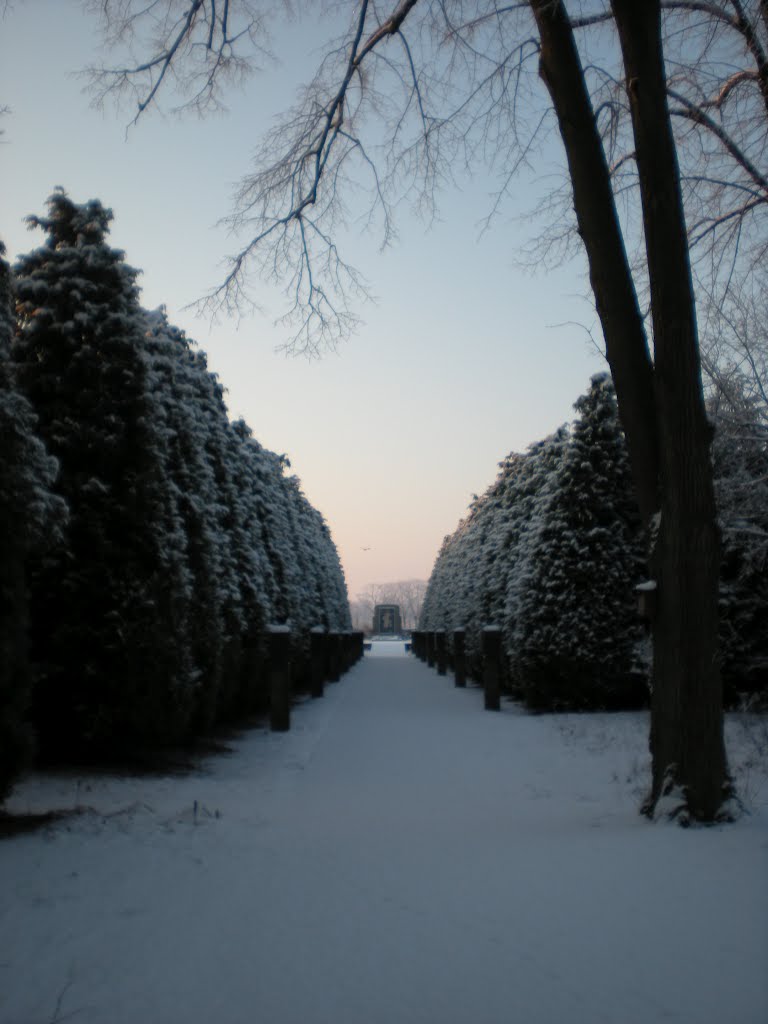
[531,0,730,820]
[612,0,728,821]
[529,0,658,524]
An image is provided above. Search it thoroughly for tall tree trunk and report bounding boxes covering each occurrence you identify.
[612,0,728,821]
[531,0,659,524]
[531,0,731,821]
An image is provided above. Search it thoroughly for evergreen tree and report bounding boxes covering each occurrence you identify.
[282,471,350,634]
[511,375,645,709]
[710,390,768,705]
[420,440,568,684]
[13,192,195,759]
[502,430,570,661]
[143,315,350,722]
[10,191,351,764]
[144,313,235,727]
[0,242,66,799]
[457,491,505,678]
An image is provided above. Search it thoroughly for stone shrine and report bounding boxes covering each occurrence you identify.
[373,604,402,635]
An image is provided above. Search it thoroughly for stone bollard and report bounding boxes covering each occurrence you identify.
[310,626,326,698]
[426,632,436,669]
[453,629,467,688]
[338,631,348,673]
[410,631,421,659]
[354,631,365,662]
[344,631,356,671]
[482,626,502,711]
[435,630,448,676]
[327,632,342,682]
[267,625,292,731]
[417,631,427,661]
[240,636,265,712]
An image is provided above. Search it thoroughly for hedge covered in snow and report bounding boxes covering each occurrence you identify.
[420,373,768,712]
[1,191,349,794]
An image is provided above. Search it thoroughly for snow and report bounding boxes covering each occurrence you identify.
[2,643,767,1024]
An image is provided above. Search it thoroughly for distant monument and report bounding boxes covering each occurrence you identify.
[373,604,402,636]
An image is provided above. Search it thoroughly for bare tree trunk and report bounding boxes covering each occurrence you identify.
[531,0,730,820]
[531,0,659,524]
[612,0,728,821]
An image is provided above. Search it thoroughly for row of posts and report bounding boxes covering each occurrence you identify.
[266,627,365,732]
[410,627,503,711]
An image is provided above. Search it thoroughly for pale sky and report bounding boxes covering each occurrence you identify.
[1,1,606,600]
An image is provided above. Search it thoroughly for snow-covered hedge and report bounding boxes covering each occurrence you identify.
[421,372,768,710]
[0,242,67,799]
[421,376,648,710]
[709,379,768,704]
[6,191,350,766]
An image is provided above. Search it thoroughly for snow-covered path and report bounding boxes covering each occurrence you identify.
[2,643,767,1024]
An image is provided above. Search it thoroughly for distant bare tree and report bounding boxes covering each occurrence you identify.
[353,579,427,631]
[353,582,389,632]
[394,578,428,630]
[348,598,372,632]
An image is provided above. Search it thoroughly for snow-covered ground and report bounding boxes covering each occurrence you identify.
[2,642,767,1024]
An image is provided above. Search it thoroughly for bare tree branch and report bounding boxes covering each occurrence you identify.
[663,0,768,115]
[83,0,273,120]
[669,88,768,196]
[83,0,767,366]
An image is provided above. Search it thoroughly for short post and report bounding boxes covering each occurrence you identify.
[353,631,365,662]
[482,626,502,711]
[240,635,264,712]
[435,630,447,676]
[327,632,342,682]
[267,625,292,731]
[338,632,348,675]
[426,632,436,669]
[310,626,326,698]
[416,631,426,661]
[345,631,356,670]
[635,581,657,624]
[453,629,466,688]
